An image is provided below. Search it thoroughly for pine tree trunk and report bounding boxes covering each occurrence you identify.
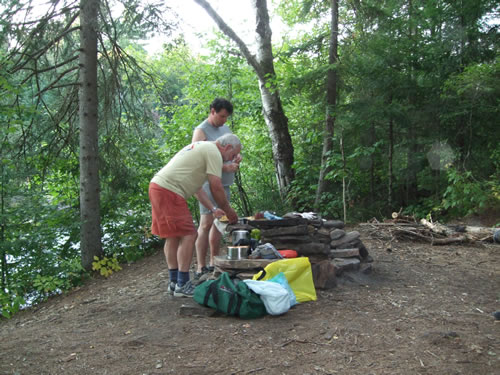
[79,0,102,270]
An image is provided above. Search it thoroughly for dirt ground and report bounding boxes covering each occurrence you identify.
[1,224,499,375]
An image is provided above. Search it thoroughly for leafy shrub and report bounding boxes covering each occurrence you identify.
[0,289,25,319]
[92,256,122,278]
[440,167,492,217]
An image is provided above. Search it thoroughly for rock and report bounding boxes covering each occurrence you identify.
[315,233,332,244]
[322,220,345,229]
[261,225,309,238]
[179,303,216,317]
[329,229,346,240]
[494,229,500,243]
[308,219,324,228]
[330,231,360,248]
[270,242,330,255]
[317,227,331,237]
[336,239,362,250]
[332,258,360,273]
[262,235,313,244]
[360,263,373,274]
[329,248,360,258]
[358,242,370,258]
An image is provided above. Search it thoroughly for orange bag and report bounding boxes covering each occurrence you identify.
[278,250,298,258]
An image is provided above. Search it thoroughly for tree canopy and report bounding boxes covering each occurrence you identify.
[1,0,498,317]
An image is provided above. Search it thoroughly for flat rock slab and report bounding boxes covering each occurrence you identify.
[322,220,345,229]
[179,303,216,317]
[332,257,361,273]
[330,231,360,248]
[247,218,308,229]
[330,248,360,258]
[329,229,346,240]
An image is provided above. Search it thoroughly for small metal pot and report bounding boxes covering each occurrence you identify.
[226,246,250,260]
[231,230,250,245]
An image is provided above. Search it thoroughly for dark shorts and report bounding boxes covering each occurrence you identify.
[148,183,196,238]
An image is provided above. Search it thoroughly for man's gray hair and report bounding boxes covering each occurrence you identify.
[216,133,242,149]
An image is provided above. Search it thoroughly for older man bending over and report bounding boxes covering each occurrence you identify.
[148,134,240,297]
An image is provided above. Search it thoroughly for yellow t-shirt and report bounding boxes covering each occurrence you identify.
[151,142,222,199]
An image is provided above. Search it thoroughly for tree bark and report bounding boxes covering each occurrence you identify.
[193,0,295,198]
[388,95,394,212]
[79,0,102,270]
[314,0,338,210]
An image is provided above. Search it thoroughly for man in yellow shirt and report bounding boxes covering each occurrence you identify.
[149,134,240,297]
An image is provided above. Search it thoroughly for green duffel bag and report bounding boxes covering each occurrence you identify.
[193,272,267,319]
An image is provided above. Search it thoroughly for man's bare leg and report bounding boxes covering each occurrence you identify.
[164,237,180,269]
[194,214,214,272]
[177,233,197,273]
[208,224,222,268]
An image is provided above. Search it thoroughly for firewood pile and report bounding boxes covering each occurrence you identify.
[360,213,498,246]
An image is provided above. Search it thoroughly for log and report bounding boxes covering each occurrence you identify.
[391,212,416,222]
[420,219,455,236]
[311,260,337,289]
[420,219,495,242]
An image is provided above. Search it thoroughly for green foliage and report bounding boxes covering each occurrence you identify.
[0,289,25,319]
[440,167,499,218]
[92,256,122,278]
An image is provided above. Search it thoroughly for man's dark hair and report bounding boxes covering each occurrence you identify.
[210,98,233,115]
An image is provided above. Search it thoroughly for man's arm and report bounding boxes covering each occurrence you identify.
[206,174,238,223]
[192,128,206,143]
[194,188,225,218]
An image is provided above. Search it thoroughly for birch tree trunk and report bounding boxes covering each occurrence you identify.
[79,0,102,270]
[193,0,295,197]
[314,0,338,209]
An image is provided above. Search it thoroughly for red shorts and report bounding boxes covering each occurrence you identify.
[148,183,196,238]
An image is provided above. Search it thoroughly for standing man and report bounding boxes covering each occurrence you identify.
[148,134,241,297]
[192,98,241,278]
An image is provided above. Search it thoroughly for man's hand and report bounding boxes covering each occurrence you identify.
[222,162,240,173]
[213,208,226,218]
[233,153,242,164]
[225,207,238,224]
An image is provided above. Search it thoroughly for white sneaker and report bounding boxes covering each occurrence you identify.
[167,281,175,295]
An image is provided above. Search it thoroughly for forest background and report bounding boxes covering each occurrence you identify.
[0,0,498,318]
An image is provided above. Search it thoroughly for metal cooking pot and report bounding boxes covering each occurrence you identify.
[227,246,250,260]
[232,230,250,245]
